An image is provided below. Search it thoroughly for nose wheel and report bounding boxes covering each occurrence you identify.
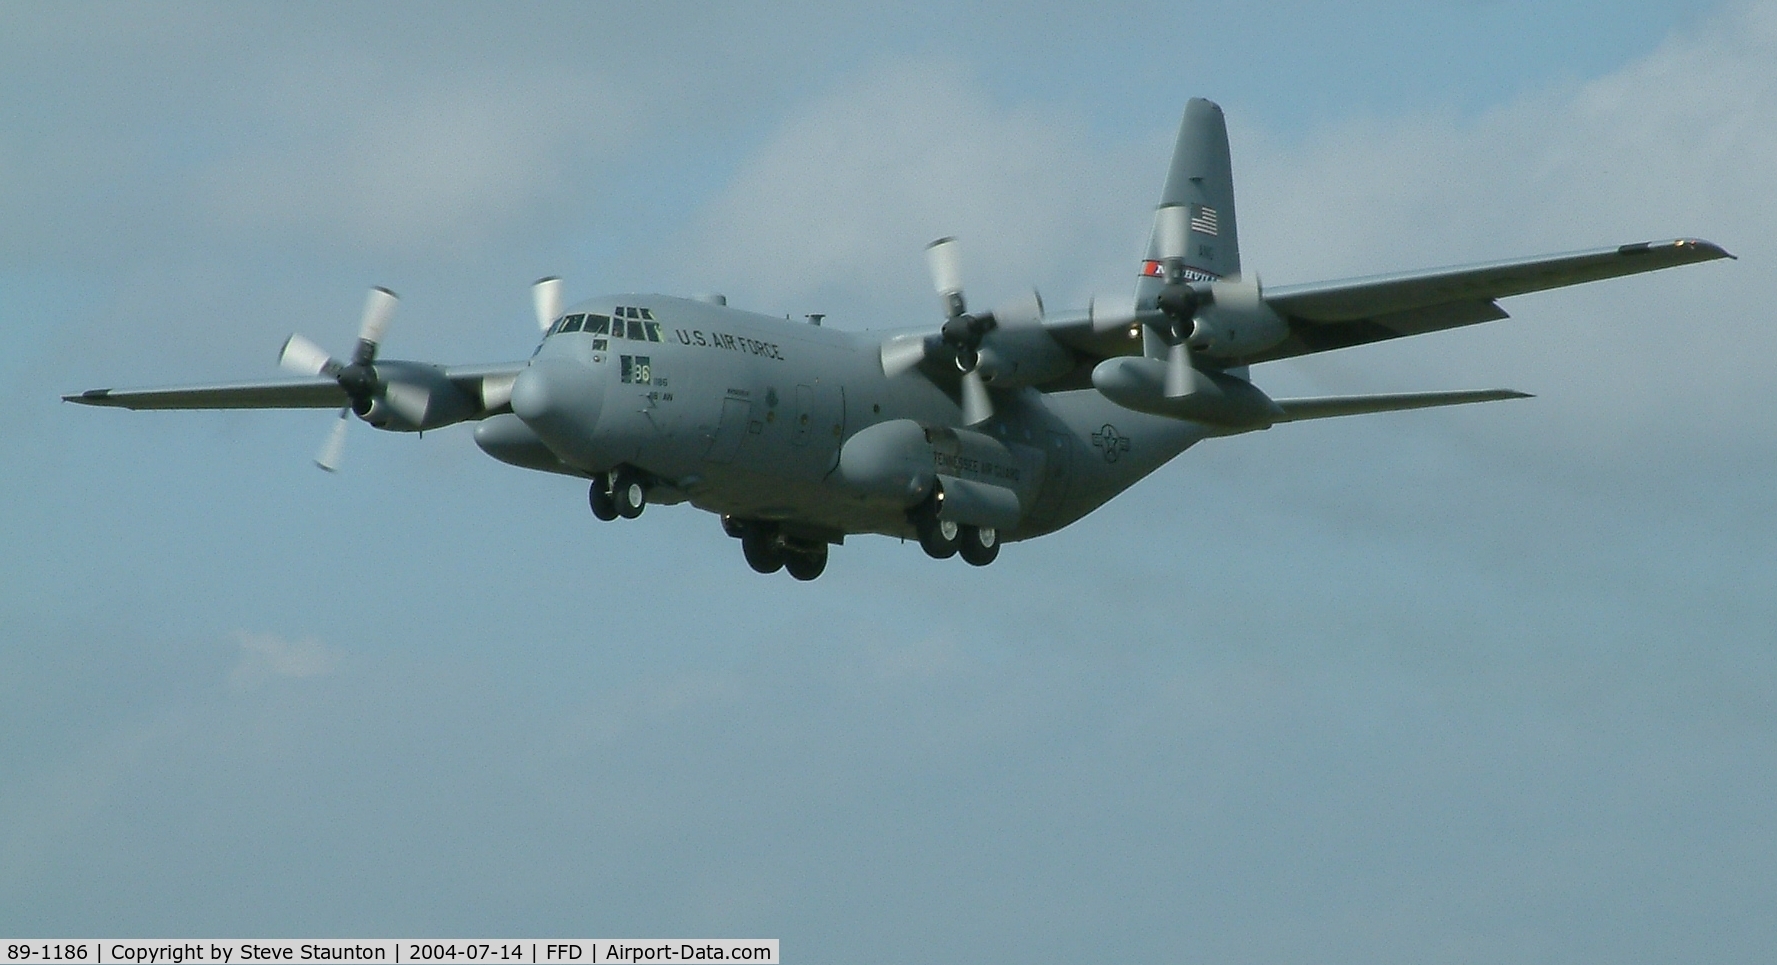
[589,477,617,520]
[589,466,648,521]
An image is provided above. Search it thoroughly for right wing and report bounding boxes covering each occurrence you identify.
[64,361,529,413]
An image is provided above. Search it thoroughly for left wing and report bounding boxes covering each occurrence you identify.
[1248,238,1732,364]
[1041,237,1732,371]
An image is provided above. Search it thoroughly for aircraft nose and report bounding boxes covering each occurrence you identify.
[511,358,605,467]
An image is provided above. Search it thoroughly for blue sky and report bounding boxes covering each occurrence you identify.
[4,2,1774,961]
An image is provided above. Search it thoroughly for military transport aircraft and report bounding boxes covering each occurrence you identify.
[68,99,1731,580]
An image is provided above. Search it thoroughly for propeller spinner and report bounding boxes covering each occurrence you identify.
[277,286,418,471]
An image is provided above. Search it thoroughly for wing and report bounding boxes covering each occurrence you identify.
[64,362,528,412]
[1247,238,1732,364]
[64,378,347,410]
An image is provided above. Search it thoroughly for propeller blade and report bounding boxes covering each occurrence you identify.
[880,334,931,377]
[382,380,430,426]
[959,369,993,426]
[533,276,563,332]
[1155,203,1190,263]
[279,334,337,377]
[357,286,399,350]
[315,408,350,472]
[925,237,966,316]
[1164,341,1205,398]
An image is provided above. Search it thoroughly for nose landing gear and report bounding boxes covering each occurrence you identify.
[589,466,649,521]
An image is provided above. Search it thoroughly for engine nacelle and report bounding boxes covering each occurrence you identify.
[359,360,476,432]
[972,291,1074,388]
[1184,278,1288,359]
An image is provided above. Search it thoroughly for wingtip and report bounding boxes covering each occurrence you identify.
[1682,238,1735,260]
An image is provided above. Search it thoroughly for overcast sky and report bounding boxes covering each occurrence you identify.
[3,2,1774,961]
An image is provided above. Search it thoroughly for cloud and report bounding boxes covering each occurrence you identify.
[230,631,342,689]
[195,58,639,258]
[680,60,1155,319]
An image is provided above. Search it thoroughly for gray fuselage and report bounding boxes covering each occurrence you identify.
[497,293,1210,545]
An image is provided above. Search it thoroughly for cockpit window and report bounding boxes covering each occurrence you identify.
[561,313,586,333]
[644,321,663,342]
[547,316,565,335]
[626,319,645,340]
[586,314,610,335]
[640,308,654,320]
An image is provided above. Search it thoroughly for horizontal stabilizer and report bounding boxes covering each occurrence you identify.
[1273,389,1531,423]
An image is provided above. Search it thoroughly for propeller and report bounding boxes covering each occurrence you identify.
[278,286,406,471]
[1151,204,1213,398]
[925,237,996,425]
[532,276,563,332]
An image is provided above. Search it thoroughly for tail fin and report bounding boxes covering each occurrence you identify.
[1135,98,1240,311]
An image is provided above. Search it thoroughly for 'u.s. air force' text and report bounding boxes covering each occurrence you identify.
[673,329,784,361]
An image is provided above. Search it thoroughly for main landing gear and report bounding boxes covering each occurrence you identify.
[589,466,648,521]
[911,502,999,567]
[725,517,829,581]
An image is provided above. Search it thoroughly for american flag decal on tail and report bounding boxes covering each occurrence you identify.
[1190,204,1219,236]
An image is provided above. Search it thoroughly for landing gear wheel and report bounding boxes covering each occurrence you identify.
[742,526,785,574]
[918,517,960,559]
[783,543,829,581]
[958,525,1000,566]
[611,467,646,519]
[588,475,618,521]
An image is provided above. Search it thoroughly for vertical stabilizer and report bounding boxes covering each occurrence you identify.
[1136,98,1240,313]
